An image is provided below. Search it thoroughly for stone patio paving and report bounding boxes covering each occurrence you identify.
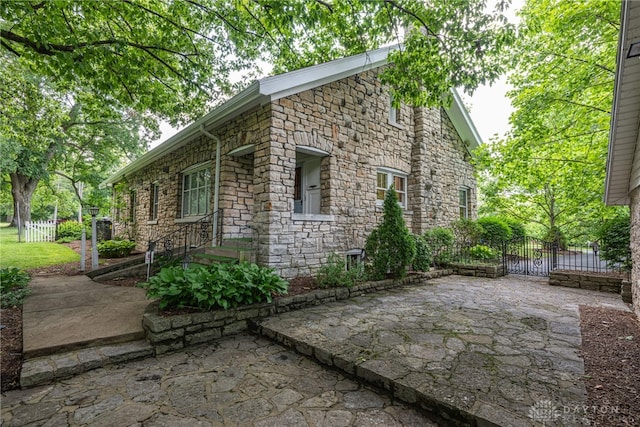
[256,275,630,426]
[1,274,630,426]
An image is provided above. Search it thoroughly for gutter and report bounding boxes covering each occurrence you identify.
[199,126,221,247]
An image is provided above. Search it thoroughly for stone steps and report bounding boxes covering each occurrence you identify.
[21,340,153,388]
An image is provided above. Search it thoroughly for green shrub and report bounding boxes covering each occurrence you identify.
[468,244,499,261]
[316,252,365,288]
[411,234,432,271]
[0,267,31,308]
[543,226,567,251]
[477,216,512,247]
[423,227,454,266]
[596,214,631,271]
[503,218,526,241]
[365,186,416,280]
[56,220,85,240]
[139,262,289,310]
[97,239,136,258]
[451,219,483,244]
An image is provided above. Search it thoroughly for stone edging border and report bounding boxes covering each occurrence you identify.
[142,270,453,355]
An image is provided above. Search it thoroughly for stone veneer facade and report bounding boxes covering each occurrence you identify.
[112,67,477,278]
[631,187,640,317]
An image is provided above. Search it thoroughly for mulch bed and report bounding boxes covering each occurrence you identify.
[0,307,22,392]
[580,305,640,426]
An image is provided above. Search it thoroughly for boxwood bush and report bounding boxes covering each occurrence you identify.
[97,239,136,258]
[139,262,289,310]
[316,252,365,288]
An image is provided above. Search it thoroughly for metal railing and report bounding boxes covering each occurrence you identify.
[147,210,223,270]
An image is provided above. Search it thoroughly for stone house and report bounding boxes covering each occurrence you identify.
[104,46,481,278]
[605,0,640,315]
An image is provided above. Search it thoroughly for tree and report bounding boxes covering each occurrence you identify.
[2,0,515,223]
[475,0,623,241]
[1,1,515,113]
[0,59,150,225]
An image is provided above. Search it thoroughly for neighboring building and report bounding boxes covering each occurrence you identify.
[104,46,481,278]
[605,0,640,314]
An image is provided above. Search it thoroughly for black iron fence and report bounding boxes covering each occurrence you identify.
[439,237,629,278]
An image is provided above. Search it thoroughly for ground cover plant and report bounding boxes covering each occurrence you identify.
[0,267,31,308]
[316,252,365,288]
[140,262,289,310]
[0,224,79,269]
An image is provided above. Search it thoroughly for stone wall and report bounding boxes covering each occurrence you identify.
[142,271,451,355]
[630,186,639,314]
[253,69,477,277]
[450,263,505,278]
[549,271,627,298]
[111,66,477,278]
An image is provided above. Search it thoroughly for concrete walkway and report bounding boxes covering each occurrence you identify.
[23,275,149,358]
[4,274,631,426]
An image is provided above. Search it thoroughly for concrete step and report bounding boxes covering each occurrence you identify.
[190,253,239,266]
[85,255,146,279]
[21,340,154,388]
[221,238,253,249]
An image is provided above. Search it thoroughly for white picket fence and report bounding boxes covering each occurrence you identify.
[24,220,57,243]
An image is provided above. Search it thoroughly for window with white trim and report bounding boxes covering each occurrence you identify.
[182,167,211,218]
[150,182,159,221]
[376,168,407,208]
[389,96,401,126]
[459,187,470,219]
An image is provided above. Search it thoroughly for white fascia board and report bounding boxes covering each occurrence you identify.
[605,0,631,205]
[259,45,398,101]
[446,88,483,150]
[102,82,264,187]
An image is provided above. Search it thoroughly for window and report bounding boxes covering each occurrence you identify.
[389,96,401,126]
[376,168,407,208]
[150,183,159,221]
[129,190,137,223]
[182,167,211,218]
[459,188,470,219]
[294,153,322,214]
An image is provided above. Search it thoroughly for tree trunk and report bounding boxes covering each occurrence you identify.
[10,172,40,227]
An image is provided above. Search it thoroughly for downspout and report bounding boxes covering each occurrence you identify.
[200,126,221,247]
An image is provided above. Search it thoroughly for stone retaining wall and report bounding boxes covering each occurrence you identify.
[142,270,451,355]
[549,271,630,302]
[450,263,505,278]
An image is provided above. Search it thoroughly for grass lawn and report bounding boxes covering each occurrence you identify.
[0,223,79,270]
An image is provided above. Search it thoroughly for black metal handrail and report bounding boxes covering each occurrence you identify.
[147,209,223,270]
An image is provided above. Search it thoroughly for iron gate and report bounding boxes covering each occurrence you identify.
[502,236,557,277]
[502,236,617,277]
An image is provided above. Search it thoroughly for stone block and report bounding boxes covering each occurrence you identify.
[143,314,172,333]
[185,328,222,345]
[147,328,185,344]
[154,340,184,355]
[223,320,248,336]
[20,359,55,388]
[600,284,621,293]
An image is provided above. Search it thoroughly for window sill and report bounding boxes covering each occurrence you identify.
[375,205,412,215]
[388,119,404,130]
[174,216,207,224]
[147,220,158,225]
[292,213,335,222]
